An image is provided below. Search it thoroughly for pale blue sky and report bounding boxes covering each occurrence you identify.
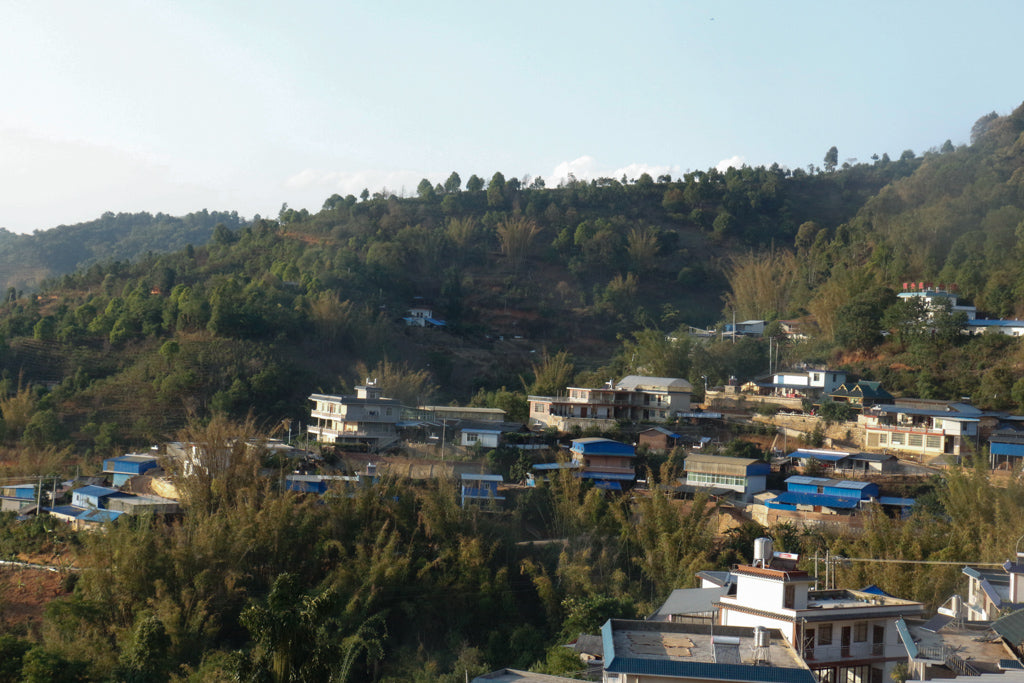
[1,0,1021,233]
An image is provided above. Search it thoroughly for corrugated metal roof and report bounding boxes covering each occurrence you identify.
[653,586,730,618]
[461,474,504,482]
[790,450,849,463]
[993,609,1024,645]
[829,480,872,490]
[579,471,635,481]
[785,475,833,486]
[77,508,124,523]
[879,496,916,507]
[74,485,120,498]
[769,492,860,509]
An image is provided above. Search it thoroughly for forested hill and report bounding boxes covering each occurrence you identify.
[7,102,1024,449]
[0,210,245,293]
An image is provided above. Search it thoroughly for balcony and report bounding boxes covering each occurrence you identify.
[802,642,900,663]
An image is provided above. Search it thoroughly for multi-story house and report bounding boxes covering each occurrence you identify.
[749,368,846,401]
[307,381,401,451]
[860,402,980,458]
[717,543,924,683]
[528,375,691,431]
[960,552,1024,621]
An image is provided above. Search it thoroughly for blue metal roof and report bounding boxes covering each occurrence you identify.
[785,475,833,486]
[878,496,916,507]
[76,509,124,523]
[74,485,120,498]
[461,473,504,482]
[992,441,1024,457]
[769,491,861,509]
[532,462,578,470]
[48,505,84,517]
[570,438,635,457]
[790,449,849,463]
[593,480,622,491]
[579,471,635,481]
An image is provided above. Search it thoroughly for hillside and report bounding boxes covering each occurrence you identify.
[6,104,1024,450]
[0,209,244,292]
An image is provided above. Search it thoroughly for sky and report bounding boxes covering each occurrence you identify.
[1,1,1022,234]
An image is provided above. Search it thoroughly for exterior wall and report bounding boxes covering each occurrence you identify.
[719,609,796,644]
[461,431,500,448]
[732,574,807,611]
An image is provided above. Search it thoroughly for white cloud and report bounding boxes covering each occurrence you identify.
[548,156,680,186]
[715,155,746,173]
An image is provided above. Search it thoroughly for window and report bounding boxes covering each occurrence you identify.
[854,622,867,642]
[891,433,904,446]
[819,625,833,646]
[908,434,922,447]
[466,433,478,443]
[878,433,887,445]
[926,435,941,449]
[784,584,795,608]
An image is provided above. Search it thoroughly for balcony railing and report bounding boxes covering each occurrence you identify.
[803,642,899,662]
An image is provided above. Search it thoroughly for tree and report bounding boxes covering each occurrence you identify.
[466,174,484,192]
[824,146,838,173]
[523,349,575,397]
[416,178,436,201]
[626,227,660,273]
[444,171,462,193]
[487,172,506,207]
[496,216,540,275]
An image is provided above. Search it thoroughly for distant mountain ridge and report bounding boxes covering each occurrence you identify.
[0,209,246,292]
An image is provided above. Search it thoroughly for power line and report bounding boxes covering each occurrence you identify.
[830,557,1003,567]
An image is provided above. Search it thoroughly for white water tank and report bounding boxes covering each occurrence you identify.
[754,537,774,567]
[754,626,770,648]
[951,594,962,618]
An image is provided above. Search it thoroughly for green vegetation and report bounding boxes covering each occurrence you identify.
[2,102,1024,679]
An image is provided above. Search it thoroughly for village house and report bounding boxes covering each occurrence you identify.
[748,368,847,401]
[682,453,769,503]
[637,425,681,452]
[960,552,1024,622]
[989,430,1024,471]
[600,619,816,683]
[528,375,692,431]
[717,541,925,683]
[827,381,894,410]
[103,452,160,487]
[569,437,636,491]
[0,482,38,513]
[460,473,505,507]
[787,448,897,474]
[860,402,980,459]
[307,380,402,451]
